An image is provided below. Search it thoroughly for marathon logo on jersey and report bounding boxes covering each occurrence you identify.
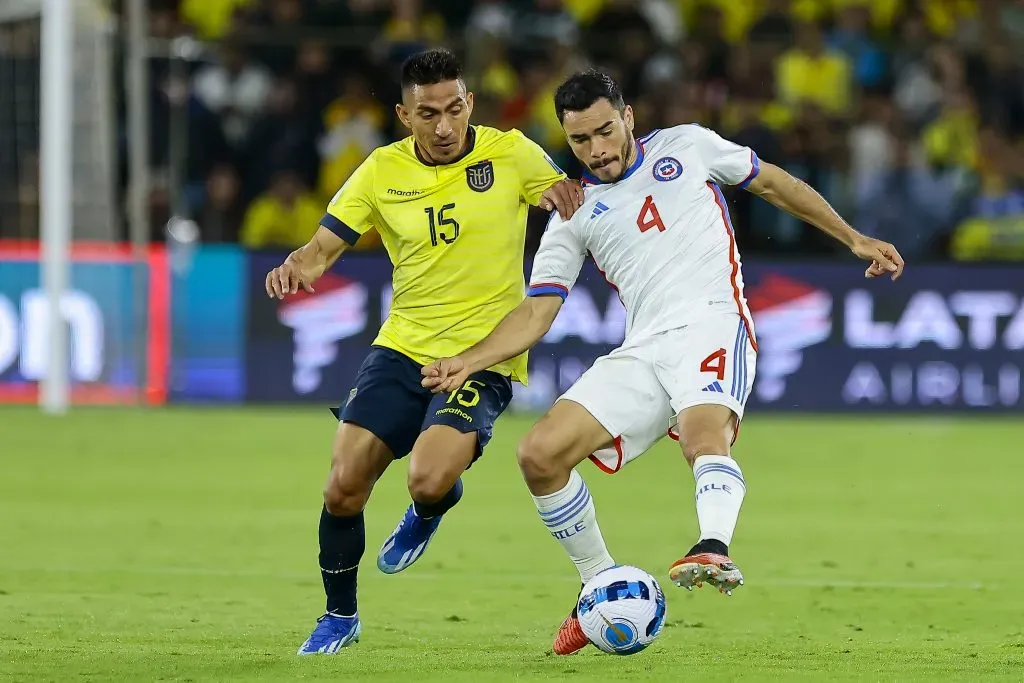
[277,274,368,395]
[652,156,684,182]
[746,273,832,403]
[465,160,494,192]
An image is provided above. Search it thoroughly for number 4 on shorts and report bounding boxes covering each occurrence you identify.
[700,348,727,381]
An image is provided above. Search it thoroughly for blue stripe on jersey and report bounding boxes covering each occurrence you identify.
[709,183,736,235]
[731,321,743,400]
[528,284,569,300]
[741,322,750,403]
[320,213,361,245]
[638,129,662,144]
[737,151,760,190]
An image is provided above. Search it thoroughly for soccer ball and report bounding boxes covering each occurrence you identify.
[577,565,667,655]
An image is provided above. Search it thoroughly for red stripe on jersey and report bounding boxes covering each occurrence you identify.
[706,182,758,352]
[529,281,569,295]
[589,252,623,306]
[588,435,624,474]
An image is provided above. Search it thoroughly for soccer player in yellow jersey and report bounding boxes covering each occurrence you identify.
[265,49,584,655]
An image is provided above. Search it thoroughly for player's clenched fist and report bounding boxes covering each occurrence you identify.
[851,235,905,281]
[421,357,469,394]
[265,256,316,299]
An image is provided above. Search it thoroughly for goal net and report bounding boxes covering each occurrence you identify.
[0,0,116,241]
[0,0,163,409]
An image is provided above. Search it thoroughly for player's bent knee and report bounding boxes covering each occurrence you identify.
[405,426,475,504]
[406,467,457,504]
[676,405,739,465]
[516,428,570,487]
[323,469,371,517]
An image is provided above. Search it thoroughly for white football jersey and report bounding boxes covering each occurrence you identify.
[528,124,759,344]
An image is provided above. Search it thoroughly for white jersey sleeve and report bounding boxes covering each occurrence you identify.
[683,124,760,189]
[527,214,586,300]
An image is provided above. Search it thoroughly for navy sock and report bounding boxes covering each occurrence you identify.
[413,477,463,519]
[319,506,364,615]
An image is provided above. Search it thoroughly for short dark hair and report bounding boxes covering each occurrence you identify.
[554,70,625,122]
[400,48,463,90]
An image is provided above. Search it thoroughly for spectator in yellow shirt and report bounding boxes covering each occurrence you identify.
[316,72,387,204]
[922,88,979,170]
[240,170,323,249]
[180,0,253,39]
[777,20,853,117]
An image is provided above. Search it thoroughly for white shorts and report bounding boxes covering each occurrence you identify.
[560,313,757,474]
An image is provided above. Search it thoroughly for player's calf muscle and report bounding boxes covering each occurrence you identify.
[679,435,732,465]
[675,405,738,465]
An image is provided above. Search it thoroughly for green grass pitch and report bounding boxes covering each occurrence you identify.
[1,407,1022,681]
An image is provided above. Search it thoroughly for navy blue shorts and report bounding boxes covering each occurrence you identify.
[332,346,514,461]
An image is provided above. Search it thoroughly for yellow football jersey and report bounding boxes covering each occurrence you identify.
[321,125,566,383]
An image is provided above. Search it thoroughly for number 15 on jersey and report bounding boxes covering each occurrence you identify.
[425,204,460,246]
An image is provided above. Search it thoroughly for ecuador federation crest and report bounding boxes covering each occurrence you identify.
[465,160,494,192]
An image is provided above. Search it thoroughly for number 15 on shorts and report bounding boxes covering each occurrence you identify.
[446,380,484,408]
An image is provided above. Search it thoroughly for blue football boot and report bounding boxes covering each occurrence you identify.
[296,613,361,655]
[376,504,443,574]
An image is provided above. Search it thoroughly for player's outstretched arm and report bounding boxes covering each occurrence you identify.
[421,295,564,393]
[265,226,348,299]
[745,162,905,280]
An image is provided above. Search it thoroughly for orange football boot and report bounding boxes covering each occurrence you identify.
[552,608,590,655]
[668,552,744,595]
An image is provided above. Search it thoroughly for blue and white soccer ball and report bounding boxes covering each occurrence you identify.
[577,565,667,655]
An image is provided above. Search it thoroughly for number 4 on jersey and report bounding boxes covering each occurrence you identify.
[700,348,727,381]
[636,195,666,233]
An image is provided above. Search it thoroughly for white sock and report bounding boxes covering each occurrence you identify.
[532,470,616,583]
[693,455,746,546]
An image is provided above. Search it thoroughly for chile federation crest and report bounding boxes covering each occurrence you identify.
[652,156,684,182]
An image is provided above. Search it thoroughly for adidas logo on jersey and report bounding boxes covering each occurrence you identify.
[702,381,725,393]
[589,202,610,219]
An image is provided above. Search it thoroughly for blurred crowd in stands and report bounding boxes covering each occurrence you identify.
[138,0,1024,259]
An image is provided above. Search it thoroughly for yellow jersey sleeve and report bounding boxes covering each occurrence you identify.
[322,152,378,245]
[511,129,566,206]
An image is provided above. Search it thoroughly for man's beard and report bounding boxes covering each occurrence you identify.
[609,137,635,182]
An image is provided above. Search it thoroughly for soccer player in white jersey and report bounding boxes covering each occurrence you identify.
[421,71,905,655]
